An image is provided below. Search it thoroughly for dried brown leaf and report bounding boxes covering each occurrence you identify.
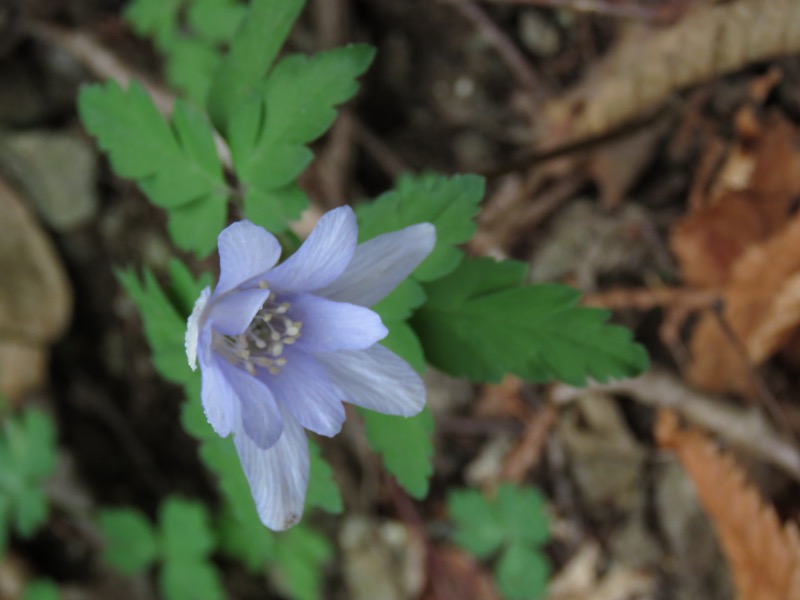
[656,410,800,600]
[545,0,800,142]
[688,212,800,394]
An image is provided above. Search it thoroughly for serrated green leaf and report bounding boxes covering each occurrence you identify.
[306,438,342,514]
[124,0,182,49]
[117,268,191,385]
[160,497,215,563]
[98,508,158,574]
[449,489,505,558]
[165,38,222,107]
[360,407,433,498]
[412,257,649,384]
[22,580,60,600]
[216,502,275,571]
[166,192,228,256]
[160,559,224,600]
[495,484,549,547]
[168,259,212,317]
[180,377,214,441]
[273,524,333,600]
[229,45,373,232]
[242,183,309,233]
[79,82,227,210]
[372,279,426,322]
[14,487,48,538]
[207,0,306,133]
[188,0,247,43]
[357,174,484,281]
[495,543,549,600]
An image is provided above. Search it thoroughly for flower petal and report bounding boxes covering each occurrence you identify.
[263,350,346,437]
[266,206,357,293]
[208,287,270,336]
[220,360,284,449]
[316,223,436,306]
[315,344,426,416]
[186,287,211,370]
[216,220,282,296]
[199,336,237,437]
[288,294,387,353]
[234,407,309,531]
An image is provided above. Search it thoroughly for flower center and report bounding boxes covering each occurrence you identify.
[215,293,303,376]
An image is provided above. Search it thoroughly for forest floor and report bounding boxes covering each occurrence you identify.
[2,0,800,599]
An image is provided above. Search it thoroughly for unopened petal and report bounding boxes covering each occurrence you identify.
[234,408,309,531]
[216,220,282,296]
[208,287,270,336]
[266,206,357,293]
[316,344,426,416]
[288,294,387,353]
[317,223,436,306]
[221,360,284,449]
[264,351,346,437]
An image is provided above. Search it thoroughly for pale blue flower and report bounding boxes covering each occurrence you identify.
[185,206,435,530]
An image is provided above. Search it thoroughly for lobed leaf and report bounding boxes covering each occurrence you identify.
[206,0,306,133]
[78,82,228,255]
[360,407,434,499]
[495,542,549,600]
[124,0,182,50]
[412,257,650,384]
[98,508,159,574]
[357,173,484,281]
[273,523,333,600]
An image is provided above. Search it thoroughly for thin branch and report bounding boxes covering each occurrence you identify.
[552,369,800,482]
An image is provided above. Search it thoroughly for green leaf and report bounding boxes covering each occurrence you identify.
[23,580,60,600]
[98,508,158,574]
[117,268,191,385]
[449,489,506,558]
[357,174,484,281]
[0,410,56,541]
[159,497,216,563]
[167,259,212,316]
[188,0,247,43]
[207,0,306,133]
[165,38,222,107]
[160,559,224,600]
[229,45,374,232]
[449,484,550,574]
[124,0,182,49]
[379,321,426,374]
[360,407,434,499]
[306,439,342,514]
[199,438,255,520]
[216,503,275,571]
[273,524,333,600]
[495,543,549,600]
[412,257,650,384]
[78,82,228,255]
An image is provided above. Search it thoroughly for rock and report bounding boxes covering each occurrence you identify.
[2,130,98,231]
[0,174,71,399]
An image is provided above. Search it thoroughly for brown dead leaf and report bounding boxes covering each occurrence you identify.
[671,191,771,287]
[656,410,800,600]
[501,404,556,484]
[0,174,72,400]
[688,212,800,394]
[475,375,527,420]
[423,546,500,600]
[544,0,800,142]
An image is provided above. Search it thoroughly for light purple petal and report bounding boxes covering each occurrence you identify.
[263,350,346,437]
[208,287,270,336]
[234,407,309,531]
[316,223,436,306]
[216,220,282,296]
[288,294,387,353]
[220,360,284,449]
[266,206,357,293]
[186,287,211,370]
[315,344,426,416]
[199,330,237,437]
